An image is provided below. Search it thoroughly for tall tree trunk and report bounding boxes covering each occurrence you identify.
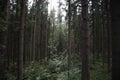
[101,0,107,67]
[18,0,26,80]
[0,0,10,79]
[91,0,96,64]
[32,15,36,61]
[105,0,111,71]
[67,0,71,79]
[32,0,37,61]
[111,0,119,79]
[4,0,10,70]
[81,0,90,80]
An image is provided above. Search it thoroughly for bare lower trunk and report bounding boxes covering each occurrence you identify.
[81,0,90,80]
[1,0,10,80]
[67,0,71,80]
[18,0,26,80]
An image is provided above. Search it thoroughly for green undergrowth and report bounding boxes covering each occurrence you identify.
[6,54,111,80]
[23,55,81,80]
[90,63,111,80]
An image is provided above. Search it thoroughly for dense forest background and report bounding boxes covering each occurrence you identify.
[0,0,118,80]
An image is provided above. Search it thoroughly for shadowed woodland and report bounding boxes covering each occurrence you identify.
[1,0,118,80]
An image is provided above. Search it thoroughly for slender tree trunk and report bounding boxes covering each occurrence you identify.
[4,0,10,69]
[101,0,106,67]
[67,0,71,79]
[32,16,36,61]
[29,14,34,63]
[18,0,26,80]
[1,0,10,80]
[81,0,90,80]
[91,0,96,64]
[31,0,37,61]
[106,0,111,71]
[45,17,48,61]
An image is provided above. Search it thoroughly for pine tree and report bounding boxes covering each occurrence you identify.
[81,0,90,80]
[18,0,26,80]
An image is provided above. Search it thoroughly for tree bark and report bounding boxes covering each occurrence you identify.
[81,0,90,80]
[18,0,26,80]
[0,0,10,79]
[111,0,120,79]
[91,0,96,64]
[4,0,10,70]
[67,0,71,79]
